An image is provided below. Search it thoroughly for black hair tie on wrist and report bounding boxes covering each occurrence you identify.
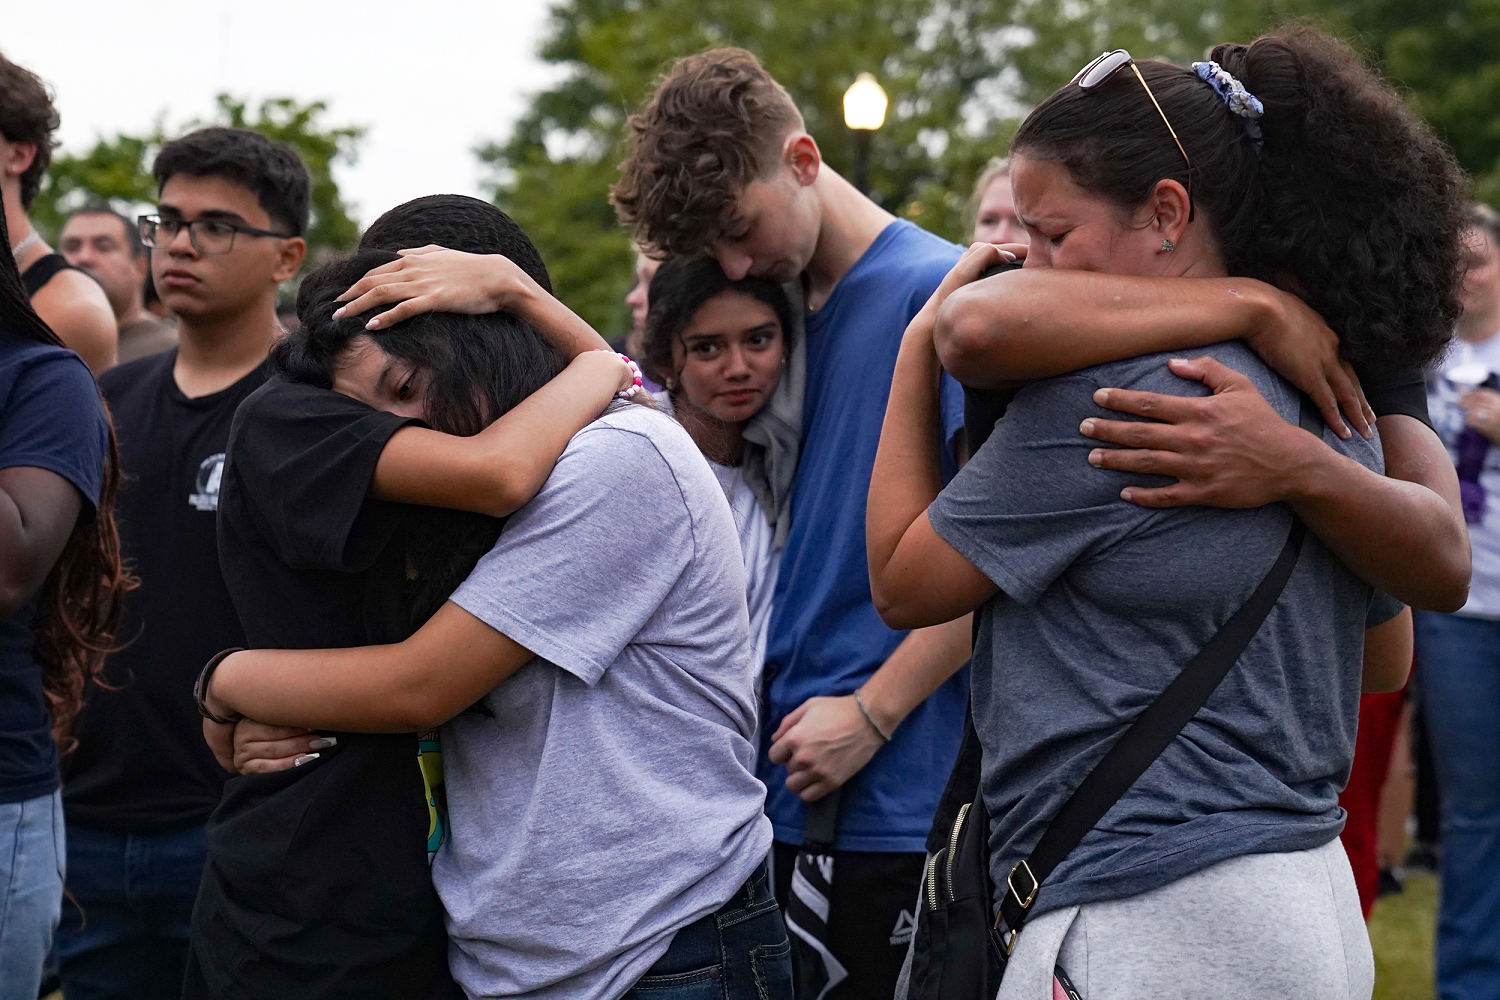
[195,647,247,724]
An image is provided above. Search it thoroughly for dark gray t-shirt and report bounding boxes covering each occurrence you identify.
[928,341,1400,918]
[440,404,772,998]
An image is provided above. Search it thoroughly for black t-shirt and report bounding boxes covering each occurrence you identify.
[1363,367,1432,430]
[187,378,461,1000]
[0,328,108,804]
[63,351,264,830]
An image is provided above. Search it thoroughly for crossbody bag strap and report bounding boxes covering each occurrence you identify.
[994,395,1322,948]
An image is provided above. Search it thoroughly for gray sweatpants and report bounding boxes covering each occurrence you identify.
[997,838,1373,1000]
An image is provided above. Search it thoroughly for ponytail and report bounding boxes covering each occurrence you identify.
[1214,25,1467,374]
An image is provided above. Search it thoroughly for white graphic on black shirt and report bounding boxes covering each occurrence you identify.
[190,452,226,511]
[889,906,917,946]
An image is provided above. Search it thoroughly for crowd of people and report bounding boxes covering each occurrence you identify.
[0,20,1492,1000]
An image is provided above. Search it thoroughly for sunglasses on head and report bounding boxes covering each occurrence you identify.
[1071,49,1194,219]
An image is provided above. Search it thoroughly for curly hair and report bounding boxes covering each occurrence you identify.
[612,48,803,258]
[0,203,133,749]
[1013,24,1467,376]
[0,51,60,209]
[1466,202,1500,257]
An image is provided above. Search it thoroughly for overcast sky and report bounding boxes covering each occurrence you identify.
[7,0,559,226]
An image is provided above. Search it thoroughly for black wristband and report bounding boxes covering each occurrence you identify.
[195,647,246,724]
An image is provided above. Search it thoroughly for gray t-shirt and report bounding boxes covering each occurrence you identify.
[928,341,1400,918]
[440,403,772,999]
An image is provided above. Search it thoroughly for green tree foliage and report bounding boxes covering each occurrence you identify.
[478,0,1025,333]
[32,95,363,264]
[993,0,1500,204]
[485,0,1500,333]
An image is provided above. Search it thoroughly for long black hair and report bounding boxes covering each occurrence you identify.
[0,206,133,748]
[1012,24,1467,375]
[278,248,567,624]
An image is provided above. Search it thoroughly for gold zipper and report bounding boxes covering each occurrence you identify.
[946,802,970,903]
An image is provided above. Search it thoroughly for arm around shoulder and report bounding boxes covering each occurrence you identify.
[371,351,630,516]
[1288,414,1469,612]
[934,270,1278,389]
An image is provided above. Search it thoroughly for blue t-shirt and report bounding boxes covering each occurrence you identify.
[0,327,108,803]
[928,341,1399,916]
[761,220,966,852]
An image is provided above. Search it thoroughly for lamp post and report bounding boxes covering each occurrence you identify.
[843,72,888,197]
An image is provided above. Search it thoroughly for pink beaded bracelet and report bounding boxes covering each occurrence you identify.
[595,350,645,399]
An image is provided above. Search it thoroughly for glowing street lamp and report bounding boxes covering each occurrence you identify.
[843,72,888,195]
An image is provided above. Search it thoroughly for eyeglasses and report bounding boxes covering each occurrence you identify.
[137,214,291,256]
[1071,49,1194,219]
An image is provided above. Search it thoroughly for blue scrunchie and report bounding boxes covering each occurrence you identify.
[1192,60,1264,143]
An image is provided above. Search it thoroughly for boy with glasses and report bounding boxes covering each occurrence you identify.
[56,126,307,1000]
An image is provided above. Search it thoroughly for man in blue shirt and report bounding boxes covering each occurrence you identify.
[614,47,971,996]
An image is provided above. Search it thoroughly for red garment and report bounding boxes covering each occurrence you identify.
[1338,690,1406,918]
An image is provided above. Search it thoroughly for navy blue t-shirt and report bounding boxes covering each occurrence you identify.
[0,327,107,804]
[760,220,966,852]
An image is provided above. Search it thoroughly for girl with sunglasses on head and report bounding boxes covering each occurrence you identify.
[872,24,1466,1000]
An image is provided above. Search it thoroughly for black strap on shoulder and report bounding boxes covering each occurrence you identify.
[996,395,1322,942]
[22,253,72,298]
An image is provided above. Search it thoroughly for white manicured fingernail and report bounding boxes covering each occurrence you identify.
[293,753,320,767]
[331,306,345,319]
[309,737,337,750]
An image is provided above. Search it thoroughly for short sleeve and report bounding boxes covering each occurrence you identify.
[0,350,107,509]
[927,374,1160,604]
[940,372,966,461]
[1362,368,1432,429]
[449,424,692,685]
[1366,590,1405,629]
[226,380,417,571]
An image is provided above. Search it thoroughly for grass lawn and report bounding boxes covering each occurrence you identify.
[1370,870,1437,1000]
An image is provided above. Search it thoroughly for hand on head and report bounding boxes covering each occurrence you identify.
[333,246,538,330]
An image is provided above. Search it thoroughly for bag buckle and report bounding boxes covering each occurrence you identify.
[991,910,1022,956]
[1006,859,1038,911]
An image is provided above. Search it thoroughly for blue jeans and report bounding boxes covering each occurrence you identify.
[0,789,64,1000]
[53,822,207,1000]
[625,860,793,999]
[1414,612,1500,1000]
